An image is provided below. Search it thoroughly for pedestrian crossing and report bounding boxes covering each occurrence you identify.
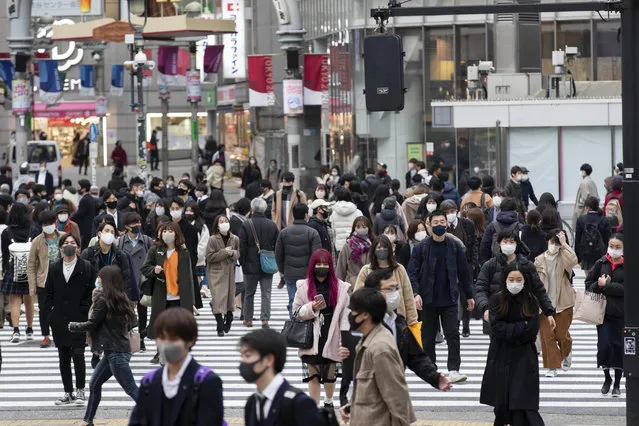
[0,272,625,416]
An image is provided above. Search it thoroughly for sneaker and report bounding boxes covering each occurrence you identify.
[562,354,572,371]
[435,331,445,344]
[601,379,612,395]
[545,369,558,378]
[10,331,20,343]
[75,388,87,403]
[462,329,470,338]
[612,387,621,398]
[54,393,76,405]
[150,353,160,364]
[193,307,200,316]
[447,371,467,383]
[40,336,51,348]
[324,400,334,409]
[140,340,146,353]
[26,327,34,340]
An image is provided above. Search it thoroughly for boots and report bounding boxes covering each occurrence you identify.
[224,311,233,334]
[215,314,224,337]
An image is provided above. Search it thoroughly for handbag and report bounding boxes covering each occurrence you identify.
[281,308,314,349]
[248,219,278,275]
[574,290,607,325]
[140,295,153,307]
[128,329,141,353]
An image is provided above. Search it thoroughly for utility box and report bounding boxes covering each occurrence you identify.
[487,73,543,100]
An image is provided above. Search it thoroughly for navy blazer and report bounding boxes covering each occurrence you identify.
[244,379,319,426]
[129,358,224,426]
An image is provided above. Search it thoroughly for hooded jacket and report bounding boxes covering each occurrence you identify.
[329,201,363,252]
[480,210,523,263]
[373,207,406,238]
[442,181,461,209]
[402,193,427,224]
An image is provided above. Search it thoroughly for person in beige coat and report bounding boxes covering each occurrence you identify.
[271,171,307,230]
[336,217,374,291]
[534,229,578,377]
[206,215,240,337]
[293,249,350,406]
[572,163,599,228]
[27,210,65,348]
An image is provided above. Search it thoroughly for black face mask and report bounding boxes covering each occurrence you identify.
[239,359,267,383]
[129,225,141,235]
[348,312,366,331]
[62,245,76,257]
[105,200,118,210]
[177,188,188,196]
[320,210,329,219]
[315,267,330,279]
[184,213,195,222]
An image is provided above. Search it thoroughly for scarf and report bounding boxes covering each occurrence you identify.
[348,233,371,263]
[605,253,624,272]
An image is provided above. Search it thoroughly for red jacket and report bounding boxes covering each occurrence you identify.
[111,146,128,167]
[604,189,623,212]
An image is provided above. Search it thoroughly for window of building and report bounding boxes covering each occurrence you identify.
[541,22,555,76]
[456,26,487,99]
[557,21,592,81]
[596,21,621,81]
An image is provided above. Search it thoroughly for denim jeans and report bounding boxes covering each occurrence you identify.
[84,351,139,422]
[286,279,298,319]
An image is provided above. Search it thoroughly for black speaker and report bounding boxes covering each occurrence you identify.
[286,49,299,71]
[14,53,30,73]
[364,34,405,112]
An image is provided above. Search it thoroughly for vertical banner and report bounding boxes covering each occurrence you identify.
[12,79,30,113]
[186,70,201,102]
[247,55,275,107]
[304,54,329,106]
[143,49,153,87]
[95,95,107,117]
[110,65,124,96]
[0,60,14,90]
[79,65,95,96]
[38,60,63,106]
[203,45,225,75]
[222,0,247,79]
[283,79,303,115]
[158,46,188,86]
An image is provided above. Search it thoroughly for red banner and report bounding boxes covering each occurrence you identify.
[247,55,274,107]
[304,54,329,105]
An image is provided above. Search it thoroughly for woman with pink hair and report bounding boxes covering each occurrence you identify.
[292,248,351,407]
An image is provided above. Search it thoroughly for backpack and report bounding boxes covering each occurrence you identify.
[491,221,519,256]
[6,229,31,284]
[579,222,606,262]
[137,365,228,426]
[279,386,339,426]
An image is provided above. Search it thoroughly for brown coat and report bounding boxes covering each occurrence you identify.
[27,230,66,292]
[351,323,415,426]
[336,242,371,291]
[271,189,307,230]
[206,233,239,314]
[534,244,578,314]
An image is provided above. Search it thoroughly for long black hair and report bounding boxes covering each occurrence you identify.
[370,235,399,270]
[371,185,390,215]
[8,202,32,227]
[186,201,205,233]
[98,265,136,324]
[497,262,539,318]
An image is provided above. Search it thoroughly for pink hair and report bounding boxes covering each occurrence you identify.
[306,249,339,307]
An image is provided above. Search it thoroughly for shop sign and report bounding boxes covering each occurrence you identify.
[283,79,303,115]
[426,142,435,157]
[36,20,84,72]
[33,0,102,16]
[217,84,236,106]
[203,86,217,109]
[271,0,290,25]
[406,143,424,162]
[12,79,30,113]
[95,96,107,117]
[7,0,18,19]
[186,70,201,103]
[222,0,247,79]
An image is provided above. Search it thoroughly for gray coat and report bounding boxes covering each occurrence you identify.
[118,233,153,290]
[275,220,321,281]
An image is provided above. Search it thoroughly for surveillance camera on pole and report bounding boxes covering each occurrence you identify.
[124,51,155,72]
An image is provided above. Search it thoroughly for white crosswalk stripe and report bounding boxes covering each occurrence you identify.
[0,271,625,413]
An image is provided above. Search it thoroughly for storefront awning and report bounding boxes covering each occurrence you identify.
[51,18,116,42]
[34,102,96,118]
[142,16,236,39]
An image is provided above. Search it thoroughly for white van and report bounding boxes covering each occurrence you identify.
[5,140,62,186]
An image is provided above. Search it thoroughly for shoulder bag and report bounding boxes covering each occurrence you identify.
[281,307,314,349]
[574,290,607,325]
[248,219,278,275]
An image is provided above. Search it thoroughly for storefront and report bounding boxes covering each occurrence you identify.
[145,113,208,159]
[216,82,251,175]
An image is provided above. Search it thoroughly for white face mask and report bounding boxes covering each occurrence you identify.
[515,174,523,182]
[493,196,503,207]
[547,244,560,255]
[521,174,529,182]
[219,222,230,233]
[408,163,414,170]
[54,194,63,201]
[384,234,397,244]
[315,191,326,199]
[414,231,427,242]
[608,248,623,259]
[501,243,517,256]
[100,232,115,246]
[331,171,338,176]
[58,214,69,223]
[43,224,56,235]
[195,191,203,199]
[136,190,144,198]
[446,213,457,224]
[507,281,524,295]
[386,289,401,312]
[155,207,165,216]
[40,167,46,173]
[162,232,176,244]
[170,209,183,219]
[426,203,437,213]
[355,227,368,237]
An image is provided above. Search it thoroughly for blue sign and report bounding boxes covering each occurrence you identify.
[89,123,98,142]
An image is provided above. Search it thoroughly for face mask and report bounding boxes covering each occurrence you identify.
[547,244,560,255]
[446,213,457,224]
[521,175,529,182]
[331,171,338,176]
[515,174,522,182]
[58,214,69,223]
[155,207,165,216]
[427,203,437,213]
[100,232,115,246]
[320,210,329,219]
[408,163,414,170]
[348,312,366,332]
[432,225,447,237]
[315,191,326,199]
[249,159,256,165]
[166,181,174,188]
[40,167,46,173]
[375,248,390,260]
[62,245,76,257]
[129,225,141,235]
[17,198,28,205]
[95,278,101,288]
[43,225,55,235]
[106,200,118,210]
[501,244,517,256]
[384,234,397,244]
[219,222,231,233]
[507,281,524,295]
[195,191,203,199]
[355,227,368,237]
[162,232,176,244]
[415,231,427,242]
[386,289,401,312]
[185,213,195,222]
[608,248,623,259]
[170,209,183,219]
[158,341,186,364]
[493,196,503,208]
[282,183,293,189]
[315,266,330,278]
[54,194,63,201]
[136,190,144,198]
[239,359,267,384]
[177,188,188,196]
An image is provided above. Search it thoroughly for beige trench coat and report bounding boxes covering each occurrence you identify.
[206,232,240,314]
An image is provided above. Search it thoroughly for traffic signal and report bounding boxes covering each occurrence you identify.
[363,34,405,111]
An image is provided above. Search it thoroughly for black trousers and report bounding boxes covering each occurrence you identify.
[37,287,50,336]
[421,304,461,371]
[58,346,86,393]
[150,150,159,170]
[137,302,148,337]
[78,156,89,175]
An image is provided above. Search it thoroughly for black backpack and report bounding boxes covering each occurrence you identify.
[279,386,340,426]
[491,221,520,256]
[579,222,606,262]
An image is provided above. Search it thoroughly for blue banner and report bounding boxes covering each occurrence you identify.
[0,60,14,90]
[110,64,124,96]
[79,64,95,96]
[38,60,63,106]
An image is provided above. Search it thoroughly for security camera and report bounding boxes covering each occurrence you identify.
[124,51,155,71]
[477,61,495,74]
[565,45,580,59]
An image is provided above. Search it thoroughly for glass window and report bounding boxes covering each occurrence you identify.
[596,21,621,81]
[557,21,592,81]
[457,26,486,99]
[28,145,58,163]
[456,128,497,194]
[541,22,554,76]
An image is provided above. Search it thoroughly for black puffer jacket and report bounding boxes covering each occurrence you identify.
[69,291,135,352]
[585,256,624,318]
[373,208,406,237]
[275,220,321,280]
[239,212,279,276]
[307,217,332,253]
[475,253,555,317]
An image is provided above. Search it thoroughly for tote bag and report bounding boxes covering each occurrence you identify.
[128,329,141,353]
[574,290,607,325]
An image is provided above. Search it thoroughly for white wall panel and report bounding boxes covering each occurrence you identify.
[509,128,559,202]
[614,127,623,168]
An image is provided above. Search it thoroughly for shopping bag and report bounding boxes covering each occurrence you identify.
[574,290,607,325]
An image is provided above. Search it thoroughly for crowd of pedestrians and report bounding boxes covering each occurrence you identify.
[0,148,627,426]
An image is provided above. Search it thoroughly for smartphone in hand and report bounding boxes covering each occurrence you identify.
[314,294,326,308]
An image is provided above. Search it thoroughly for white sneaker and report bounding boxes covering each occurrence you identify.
[545,369,558,377]
[10,331,20,343]
[447,371,467,383]
[562,354,572,371]
[193,307,200,316]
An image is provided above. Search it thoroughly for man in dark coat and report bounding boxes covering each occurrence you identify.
[503,165,526,217]
[71,179,96,250]
[520,166,538,208]
[170,197,202,309]
[307,198,333,253]
[479,198,524,264]
[34,161,54,196]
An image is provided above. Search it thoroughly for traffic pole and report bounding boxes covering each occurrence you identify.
[189,41,200,180]
[159,85,170,180]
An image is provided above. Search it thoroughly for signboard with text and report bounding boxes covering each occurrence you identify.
[33,0,102,16]
[222,0,246,79]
